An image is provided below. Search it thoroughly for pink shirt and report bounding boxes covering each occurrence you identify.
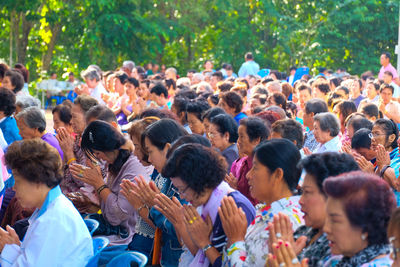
[378,63,399,80]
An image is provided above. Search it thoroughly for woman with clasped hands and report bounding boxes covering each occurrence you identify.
[219,139,304,266]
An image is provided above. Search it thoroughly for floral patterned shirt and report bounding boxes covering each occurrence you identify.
[223,196,304,267]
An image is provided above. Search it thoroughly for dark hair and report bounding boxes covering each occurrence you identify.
[5,139,62,188]
[254,139,301,192]
[210,114,238,143]
[220,91,243,113]
[361,103,380,119]
[0,87,16,116]
[81,120,130,175]
[86,105,117,123]
[245,52,254,60]
[14,63,29,83]
[305,99,328,115]
[163,144,227,195]
[52,104,72,125]
[351,128,372,149]
[202,107,226,121]
[299,152,359,194]
[269,92,287,111]
[124,77,139,88]
[329,77,341,88]
[347,115,372,132]
[382,52,391,60]
[374,118,399,149]
[150,83,168,98]
[314,80,330,95]
[337,101,357,123]
[380,83,394,94]
[239,117,269,142]
[323,171,396,245]
[298,84,312,95]
[208,94,219,105]
[73,95,98,114]
[255,110,281,129]
[172,96,189,122]
[218,82,234,93]
[165,79,176,90]
[166,134,212,159]
[139,108,179,121]
[5,70,24,94]
[335,85,349,96]
[271,119,304,149]
[211,71,224,81]
[143,118,188,151]
[0,63,9,80]
[186,98,210,121]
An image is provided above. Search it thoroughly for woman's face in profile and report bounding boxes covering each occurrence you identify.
[323,197,367,257]
[12,172,41,210]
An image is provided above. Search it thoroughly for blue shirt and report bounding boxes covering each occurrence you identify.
[0,116,21,145]
[234,112,248,125]
[238,60,260,78]
[1,186,93,266]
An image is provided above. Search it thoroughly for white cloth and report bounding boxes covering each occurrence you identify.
[90,83,107,105]
[0,129,7,151]
[313,136,341,153]
[0,186,93,266]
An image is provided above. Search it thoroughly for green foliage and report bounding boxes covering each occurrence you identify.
[0,0,398,80]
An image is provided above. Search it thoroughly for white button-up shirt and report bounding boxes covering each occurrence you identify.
[1,186,93,266]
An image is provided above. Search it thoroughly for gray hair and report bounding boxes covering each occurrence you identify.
[267,81,282,93]
[166,67,177,75]
[81,67,101,82]
[265,105,286,119]
[314,112,340,137]
[192,73,204,82]
[16,95,41,110]
[196,81,213,94]
[122,60,135,71]
[15,106,46,133]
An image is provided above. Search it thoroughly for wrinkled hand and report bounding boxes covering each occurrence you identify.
[218,196,248,247]
[353,152,375,173]
[56,127,75,159]
[266,240,308,267]
[341,140,352,155]
[69,161,104,188]
[268,213,306,255]
[129,176,160,208]
[154,194,183,226]
[183,204,213,248]
[0,226,21,252]
[375,144,390,169]
[225,173,238,189]
[120,179,143,210]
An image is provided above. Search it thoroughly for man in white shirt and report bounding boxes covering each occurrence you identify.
[378,83,400,124]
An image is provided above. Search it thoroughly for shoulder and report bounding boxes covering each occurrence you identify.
[229,191,256,215]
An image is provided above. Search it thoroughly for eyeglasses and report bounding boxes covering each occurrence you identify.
[389,237,400,260]
[368,132,386,139]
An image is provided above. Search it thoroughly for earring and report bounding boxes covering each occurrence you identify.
[361,234,367,241]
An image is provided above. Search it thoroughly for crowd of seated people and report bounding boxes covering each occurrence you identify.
[0,51,400,266]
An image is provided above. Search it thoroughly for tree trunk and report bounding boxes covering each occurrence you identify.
[41,23,61,73]
[16,12,33,65]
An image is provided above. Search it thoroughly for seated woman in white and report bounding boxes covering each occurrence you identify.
[0,139,93,266]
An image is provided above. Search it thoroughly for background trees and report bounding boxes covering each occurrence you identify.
[0,0,398,80]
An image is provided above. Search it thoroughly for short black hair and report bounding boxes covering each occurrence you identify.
[186,98,210,121]
[220,91,243,113]
[202,107,226,121]
[361,103,380,119]
[351,128,372,149]
[162,144,227,195]
[245,52,253,60]
[298,152,359,194]
[5,70,24,94]
[297,84,312,95]
[0,87,16,116]
[52,104,72,125]
[115,72,129,84]
[382,52,391,60]
[211,71,224,81]
[150,83,168,98]
[211,114,238,143]
[380,83,394,94]
[239,117,270,142]
[143,118,188,151]
[124,77,139,88]
[166,134,211,159]
[335,85,349,95]
[305,98,328,115]
[271,119,304,150]
[254,139,301,192]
